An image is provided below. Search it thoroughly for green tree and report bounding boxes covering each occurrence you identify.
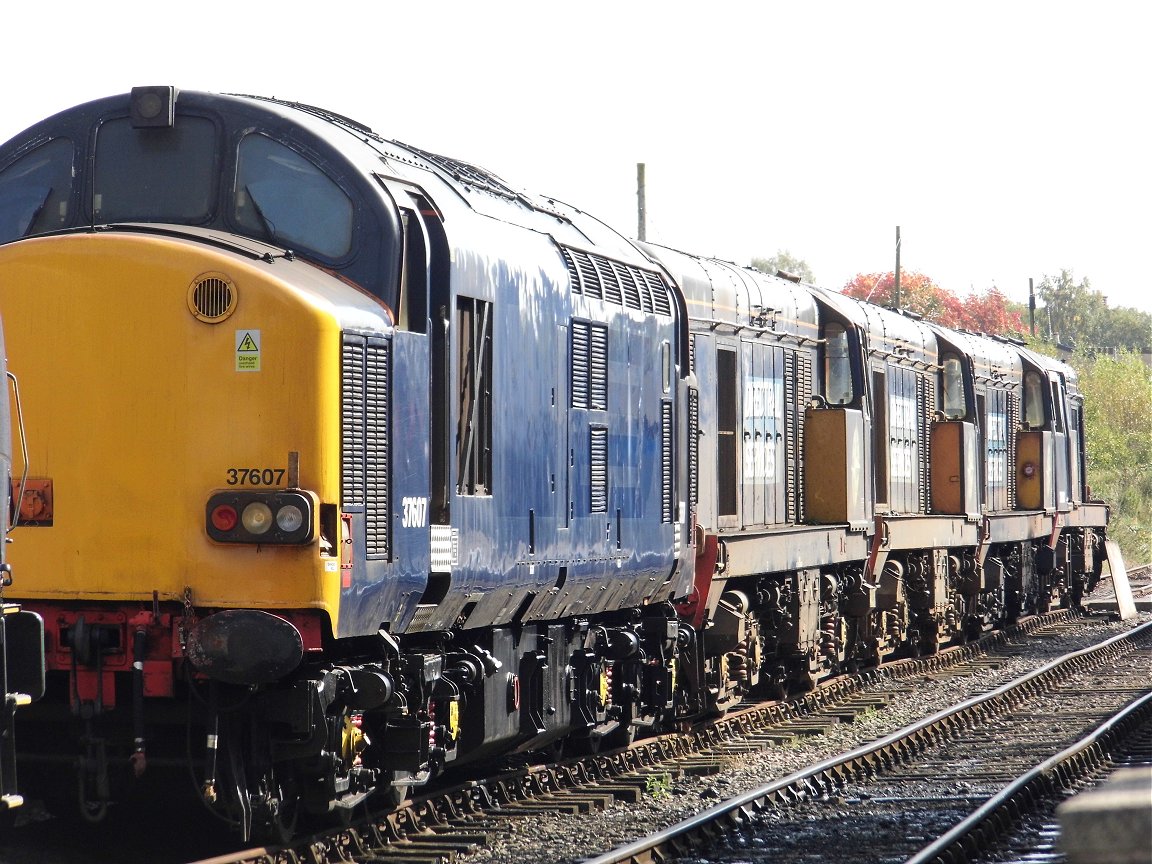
[1036,270,1103,347]
[752,251,814,283]
[1102,305,1152,353]
[1033,269,1152,353]
[1074,350,1152,565]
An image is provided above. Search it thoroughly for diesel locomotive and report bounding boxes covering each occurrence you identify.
[0,86,1108,840]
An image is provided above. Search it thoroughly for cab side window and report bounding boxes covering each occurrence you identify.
[0,137,74,244]
[1023,370,1046,428]
[940,353,966,419]
[822,322,854,405]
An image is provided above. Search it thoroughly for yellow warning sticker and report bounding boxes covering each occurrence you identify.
[236,330,261,372]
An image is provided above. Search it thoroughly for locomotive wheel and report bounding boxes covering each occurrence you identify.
[562,729,601,757]
[765,663,788,702]
[917,621,940,656]
[376,770,413,810]
[266,797,299,845]
[564,719,636,756]
[964,615,984,643]
[250,770,299,845]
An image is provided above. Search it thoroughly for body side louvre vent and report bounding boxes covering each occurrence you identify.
[590,425,608,513]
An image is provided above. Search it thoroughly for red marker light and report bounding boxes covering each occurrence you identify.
[211,504,239,532]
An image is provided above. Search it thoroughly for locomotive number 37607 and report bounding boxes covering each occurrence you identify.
[402,496,428,528]
[226,468,287,486]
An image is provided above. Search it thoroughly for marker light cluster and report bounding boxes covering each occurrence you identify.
[206,490,315,544]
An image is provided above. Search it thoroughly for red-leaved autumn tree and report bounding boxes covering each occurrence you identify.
[841,272,1026,337]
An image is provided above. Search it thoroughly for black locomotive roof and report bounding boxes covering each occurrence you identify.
[1,88,580,225]
[0,88,647,302]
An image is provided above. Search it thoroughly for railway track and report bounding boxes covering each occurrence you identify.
[582,619,1152,864]
[905,697,1152,864]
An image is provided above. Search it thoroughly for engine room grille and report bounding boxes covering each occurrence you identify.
[590,425,608,513]
[571,321,608,411]
[559,246,673,317]
[342,333,391,559]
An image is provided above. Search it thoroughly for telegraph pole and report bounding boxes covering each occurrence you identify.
[893,226,901,308]
[637,163,646,241]
[1029,277,1036,336]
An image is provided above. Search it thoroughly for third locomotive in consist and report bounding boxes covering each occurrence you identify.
[0,87,1109,840]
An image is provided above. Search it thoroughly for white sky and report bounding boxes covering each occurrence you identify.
[3,1,1149,314]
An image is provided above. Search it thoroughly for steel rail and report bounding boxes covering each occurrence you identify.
[901,690,1152,864]
[580,619,1152,864]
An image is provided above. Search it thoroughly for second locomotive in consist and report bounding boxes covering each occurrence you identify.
[0,87,1108,840]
